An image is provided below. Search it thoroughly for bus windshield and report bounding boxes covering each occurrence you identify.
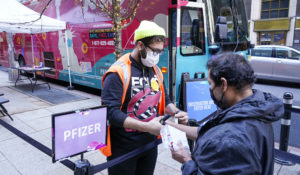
[211,0,248,43]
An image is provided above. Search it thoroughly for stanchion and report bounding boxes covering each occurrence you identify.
[279,92,293,152]
[74,153,93,175]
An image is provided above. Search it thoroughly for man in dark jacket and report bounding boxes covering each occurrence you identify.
[169,53,284,175]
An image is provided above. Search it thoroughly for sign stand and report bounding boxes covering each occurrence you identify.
[74,153,93,175]
[179,72,217,151]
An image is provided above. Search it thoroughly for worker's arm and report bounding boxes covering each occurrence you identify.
[123,116,163,136]
[165,120,198,140]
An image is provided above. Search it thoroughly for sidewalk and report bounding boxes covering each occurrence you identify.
[0,70,181,175]
[0,69,299,174]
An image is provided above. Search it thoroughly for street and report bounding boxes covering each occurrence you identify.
[254,80,300,148]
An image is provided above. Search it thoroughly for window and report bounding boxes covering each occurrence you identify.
[290,50,300,60]
[43,52,55,75]
[251,47,273,57]
[259,32,286,45]
[275,47,300,60]
[180,7,206,55]
[260,32,272,45]
[275,48,288,58]
[273,32,286,45]
[211,0,248,43]
[261,0,289,19]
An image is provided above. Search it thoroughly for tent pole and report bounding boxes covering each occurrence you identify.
[65,30,74,90]
[7,33,17,82]
[31,34,36,80]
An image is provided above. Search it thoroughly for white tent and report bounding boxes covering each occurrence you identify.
[0,0,72,87]
[0,0,66,33]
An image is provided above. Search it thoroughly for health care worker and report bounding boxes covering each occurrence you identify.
[102,20,188,175]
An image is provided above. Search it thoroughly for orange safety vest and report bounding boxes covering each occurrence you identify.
[99,53,166,156]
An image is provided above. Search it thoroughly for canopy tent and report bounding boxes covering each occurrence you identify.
[0,0,73,88]
[0,0,66,33]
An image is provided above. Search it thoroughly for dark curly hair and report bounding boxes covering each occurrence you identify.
[206,52,256,89]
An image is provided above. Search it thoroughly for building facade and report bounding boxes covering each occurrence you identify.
[247,0,300,50]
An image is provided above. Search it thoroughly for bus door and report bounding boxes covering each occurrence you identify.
[168,6,177,102]
[169,0,209,104]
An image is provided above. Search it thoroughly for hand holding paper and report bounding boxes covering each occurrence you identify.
[160,124,191,163]
[161,123,190,148]
[171,141,192,164]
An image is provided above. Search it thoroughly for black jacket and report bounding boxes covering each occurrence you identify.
[182,89,284,175]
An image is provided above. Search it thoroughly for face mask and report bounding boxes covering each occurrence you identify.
[141,51,159,67]
[209,86,225,109]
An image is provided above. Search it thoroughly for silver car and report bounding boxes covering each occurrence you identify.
[249,45,300,83]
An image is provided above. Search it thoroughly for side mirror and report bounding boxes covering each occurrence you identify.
[208,45,220,55]
[247,43,255,55]
[214,16,228,42]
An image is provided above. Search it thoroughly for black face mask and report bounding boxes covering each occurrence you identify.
[209,86,225,109]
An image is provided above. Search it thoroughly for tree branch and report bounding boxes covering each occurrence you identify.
[89,0,113,18]
[124,0,134,17]
[122,0,142,22]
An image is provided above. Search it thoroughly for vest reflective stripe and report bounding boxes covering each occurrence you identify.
[154,65,163,82]
[154,65,165,115]
[102,53,132,106]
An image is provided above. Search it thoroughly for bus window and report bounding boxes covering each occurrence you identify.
[211,0,248,43]
[180,7,206,56]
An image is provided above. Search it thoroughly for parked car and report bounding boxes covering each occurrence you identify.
[249,45,300,83]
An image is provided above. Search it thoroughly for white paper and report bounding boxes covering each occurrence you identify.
[160,124,190,152]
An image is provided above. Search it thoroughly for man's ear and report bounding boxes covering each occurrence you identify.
[137,41,144,51]
[220,77,228,92]
[137,41,146,58]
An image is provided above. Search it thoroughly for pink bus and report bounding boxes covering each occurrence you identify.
[0,0,250,102]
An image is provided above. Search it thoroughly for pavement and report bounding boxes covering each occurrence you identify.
[0,69,299,175]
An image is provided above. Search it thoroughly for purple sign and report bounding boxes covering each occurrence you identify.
[52,106,107,162]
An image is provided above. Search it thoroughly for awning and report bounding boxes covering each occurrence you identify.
[0,0,66,34]
[254,18,290,32]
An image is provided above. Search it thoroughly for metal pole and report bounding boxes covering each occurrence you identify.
[279,92,293,152]
[31,34,34,66]
[65,30,74,90]
[31,34,36,80]
[7,32,16,82]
